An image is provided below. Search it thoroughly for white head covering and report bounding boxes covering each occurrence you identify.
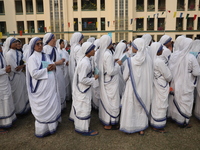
[70,32,83,49]
[22,44,29,52]
[142,34,152,47]
[29,37,41,56]
[98,35,120,117]
[69,32,83,57]
[43,33,54,46]
[98,35,112,68]
[114,42,127,59]
[150,42,163,63]
[56,39,61,50]
[159,35,172,45]
[78,42,95,61]
[63,40,68,49]
[170,38,193,82]
[93,39,100,51]
[173,35,186,52]
[131,38,146,66]
[3,37,16,56]
[190,39,200,52]
[87,37,96,44]
[23,37,41,64]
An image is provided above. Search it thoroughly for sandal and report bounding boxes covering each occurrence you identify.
[153,128,167,133]
[82,130,99,136]
[179,124,192,128]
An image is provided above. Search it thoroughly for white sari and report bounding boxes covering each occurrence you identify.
[169,38,200,125]
[0,51,16,128]
[26,37,61,137]
[98,35,120,125]
[120,38,153,133]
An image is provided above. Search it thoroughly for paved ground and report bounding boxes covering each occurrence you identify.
[1,101,200,150]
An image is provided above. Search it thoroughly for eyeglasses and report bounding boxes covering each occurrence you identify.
[36,42,43,46]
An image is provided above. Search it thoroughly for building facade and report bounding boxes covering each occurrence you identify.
[0,0,200,44]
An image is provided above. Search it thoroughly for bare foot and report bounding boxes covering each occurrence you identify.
[139,131,144,135]
[104,125,112,130]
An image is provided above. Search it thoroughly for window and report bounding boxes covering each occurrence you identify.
[147,18,154,30]
[26,0,33,14]
[157,18,165,30]
[176,18,183,31]
[0,1,5,14]
[136,0,144,11]
[17,21,24,33]
[186,35,193,39]
[74,18,78,31]
[157,35,163,41]
[137,35,143,38]
[27,21,35,33]
[0,22,6,34]
[188,0,195,11]
[147,0,155,11]
[158,0,165,11]
[101,18,105,30]
[38,21,45,32]
[187,18,194,30]
[198,17,200,30]
[199,0,200,10]
[177,0,185,11]
[82,18,97,31]
[15,0,23,14]
[83,36,89,42]
[81,0,97,11]
[73,0,78,11]
[101,0,105,10]
[136,18,143,31]
[36,0,44,13]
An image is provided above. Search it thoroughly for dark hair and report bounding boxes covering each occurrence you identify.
[16,39,21,43]
[59,39,64,45]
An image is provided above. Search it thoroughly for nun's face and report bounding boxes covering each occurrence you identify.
[34,40,43,52]
[10,41,17,49]
[16,42,22,49]
[132,47,138,53]
[49,36,56,47]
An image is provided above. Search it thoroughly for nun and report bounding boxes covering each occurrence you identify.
[0,45,16,133]
[43,33,66,111]
[26,37,61,137]
[4,37,30,115]
[71,42,99,136]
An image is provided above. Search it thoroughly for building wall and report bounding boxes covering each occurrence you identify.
[0,0,200,44]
